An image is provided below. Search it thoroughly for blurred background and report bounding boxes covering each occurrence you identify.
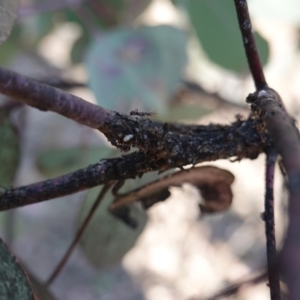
[1,0,299,299]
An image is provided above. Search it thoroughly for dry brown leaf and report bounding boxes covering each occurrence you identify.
[110,166,235,213]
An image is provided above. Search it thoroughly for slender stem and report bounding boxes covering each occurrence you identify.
[264,149,281,300]
[46,184,111,286]
[233,0,267,90]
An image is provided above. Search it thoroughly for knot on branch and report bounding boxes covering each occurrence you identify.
[246,88,286,119]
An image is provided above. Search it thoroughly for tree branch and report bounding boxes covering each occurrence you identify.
[0,67,110,131]
[247,88,300,300]
[0,117,269,211]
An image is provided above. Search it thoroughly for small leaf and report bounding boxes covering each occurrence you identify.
[78,171,165,268]
[110,166,234,213]
[0,238,34,300]
[186,0,269,72]
[0,108,20,189]
[0,0,20,45]
[86,25,187,115]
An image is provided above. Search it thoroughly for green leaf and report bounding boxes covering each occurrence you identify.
[27,11,56,45]
[186,0,269,72]
[163,103,212,122]
[0,0,20,45]
[86,25,187,115]
[37,147,118,178]
[0,239,34,300]
[71,32,91,64]
[78,171,167,268]
[0,109,19,188]
[0,25,21,66]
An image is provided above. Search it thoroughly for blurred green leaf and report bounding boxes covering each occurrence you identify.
[29,11,56,44]
[186,0,269,72]
[0,109,19,188]
[0,239,34,300]
[0,25,21,66]
[26,9,84,46]
[71,32,91,64]
[78,171,167,268]
[121,0,151,25]
[37,147,118,178]
[0,0,20,45]
[86,25,187,115]
[163,103,212,122]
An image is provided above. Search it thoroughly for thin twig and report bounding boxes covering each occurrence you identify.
[233,0,267,90]
[264,148,281,299]
[46,184,112,286]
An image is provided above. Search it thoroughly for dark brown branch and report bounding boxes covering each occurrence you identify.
[247,88,300,300]
[0,117,269,211]
[264,148,281,300]
[46,184,112,286]
[233,0,267,90]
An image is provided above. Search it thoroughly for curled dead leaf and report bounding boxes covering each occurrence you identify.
[110,166,235,213]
